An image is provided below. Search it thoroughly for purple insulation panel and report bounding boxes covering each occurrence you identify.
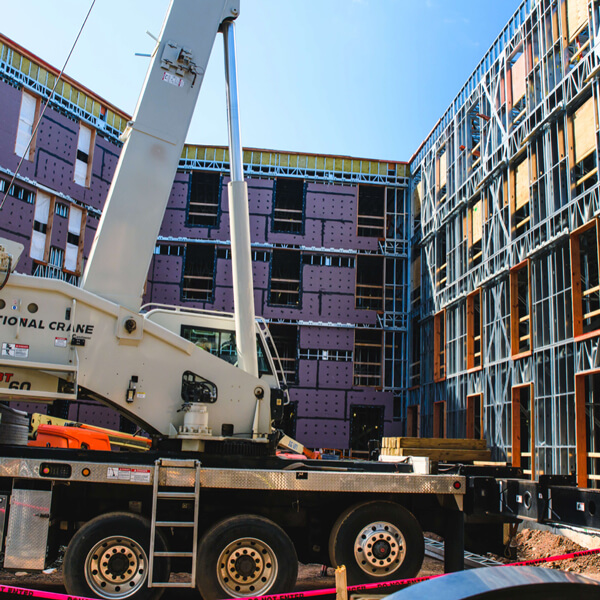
[149,255,183,284]
[75,402,121,431]
[317,362,353,389]
[247,179,274,216]
[294,388,345,419]
[296,417,349,449]
[297,360,318,388]
[302,266,354,294]
[299,326,353,350]
[347,390,394,414]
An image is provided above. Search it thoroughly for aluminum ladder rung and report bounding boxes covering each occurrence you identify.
[148,458,201,589]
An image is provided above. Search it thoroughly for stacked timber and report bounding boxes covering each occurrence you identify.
[380,437,491,462]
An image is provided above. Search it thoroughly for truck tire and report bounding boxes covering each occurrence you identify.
[196,514,298,600]
[63,512,170,600]
[328,501,424,585]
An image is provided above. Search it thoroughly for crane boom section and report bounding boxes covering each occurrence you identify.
[81,0,239,311]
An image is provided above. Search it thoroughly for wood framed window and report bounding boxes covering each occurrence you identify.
[187,172,221,227]
[74,123,95,187]
[433,310,446,382]
[512,157,530,235]
[15,90,39,160]
[570,219,600,338]
[353,329,382,388]
[406,404,420,437]
[409,317,420,387]
[510,260,532,357]
[356,256,383,311]
[575,370,600,488]
[269,250,301,306]
[467,289,482,370]
[357,185,385,238]
[433,401,446,439]
[512,383,535,479]
[182,243,215,302]
[273,178,305,234]
[466,393,483,440]
[569,96,598,197]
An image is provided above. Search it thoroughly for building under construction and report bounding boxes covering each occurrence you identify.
[1,0,600,483]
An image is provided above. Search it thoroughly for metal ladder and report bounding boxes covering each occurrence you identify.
[148,458,201,588]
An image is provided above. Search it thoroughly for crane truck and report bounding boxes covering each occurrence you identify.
[0,2,596,600]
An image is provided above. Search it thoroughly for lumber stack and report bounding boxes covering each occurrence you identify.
[380,437,491,462]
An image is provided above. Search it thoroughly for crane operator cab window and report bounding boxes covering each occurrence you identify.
[181,325,272,375]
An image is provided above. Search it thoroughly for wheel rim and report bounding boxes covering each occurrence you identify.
[84,535,148,599]
[217,536,278,597]
[354,521,406,576]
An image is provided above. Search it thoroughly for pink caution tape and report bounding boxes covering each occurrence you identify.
[0,547,599,600]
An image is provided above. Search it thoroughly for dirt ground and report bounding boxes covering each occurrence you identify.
[0,528,596,598]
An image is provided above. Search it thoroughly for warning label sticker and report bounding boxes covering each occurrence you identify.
[131,468,151,483]
[54,337,68,348]
[162,72,184,88]
[2,343,29,358]
[107,467,151,483]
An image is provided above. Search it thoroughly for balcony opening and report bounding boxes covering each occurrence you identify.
[357,185,385,237]
[273,178,305,234]
[187,172,221,227]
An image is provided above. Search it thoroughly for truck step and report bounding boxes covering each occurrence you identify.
[156,491,196,499]
[150,582,194,588]
[155,520,195,527]
[153,551,194,557]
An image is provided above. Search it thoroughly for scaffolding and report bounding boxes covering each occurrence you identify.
[410,0,600,485]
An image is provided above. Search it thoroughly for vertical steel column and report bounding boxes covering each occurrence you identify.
[222,20,258,378]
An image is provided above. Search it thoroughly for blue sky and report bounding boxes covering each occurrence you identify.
[3,1,520,162]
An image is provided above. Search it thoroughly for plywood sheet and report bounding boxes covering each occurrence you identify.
[574,96,596,163]
[568,0,588,41]
[411,254,420,288]
[438,151,447,190]
[515,159,529,210]
[511,53,526,103]
[472,199,483,243]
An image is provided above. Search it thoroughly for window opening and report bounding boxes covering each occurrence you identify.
[349,404,384,453]
[356,255,383,311]
[433,401,445,438]
[466,393,483,439]
[570,221,600,337]
[74,124,94,187]
[268,324,298,384]
[467,289,482,370]
[187,172,221,227]
[406,404,419,437]
[512,384,534,479]
[357,185,385,237]
[273,178,305,234]
[182,244,215,302]
[353,328,382,387]
[570,96,597,197]
[15,91,37,160]
[510,261,532,356]
[434,310,446,381]
[269,250,300,306]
